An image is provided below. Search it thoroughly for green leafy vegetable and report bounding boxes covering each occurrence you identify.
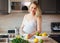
[11,38,30,43]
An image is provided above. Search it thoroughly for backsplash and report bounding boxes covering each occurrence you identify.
[0,13,60,33]
[42,14,60,32]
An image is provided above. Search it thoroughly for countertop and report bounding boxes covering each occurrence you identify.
[0,32,59,43]
[28,37,58,43]
[9,36,58,43]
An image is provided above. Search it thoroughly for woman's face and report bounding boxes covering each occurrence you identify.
[29,3,37,15]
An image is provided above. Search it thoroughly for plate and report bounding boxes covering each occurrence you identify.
[34,35,49,40]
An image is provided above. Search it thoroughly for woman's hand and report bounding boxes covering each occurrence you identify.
[27,34,33,39]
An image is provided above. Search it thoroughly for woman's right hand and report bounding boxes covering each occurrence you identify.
[26,34,33,39]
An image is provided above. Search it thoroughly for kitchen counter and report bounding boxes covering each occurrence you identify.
[0,32,59,43]
[28,37,58,43]
[41,31,60,43]
[9,37,58,43]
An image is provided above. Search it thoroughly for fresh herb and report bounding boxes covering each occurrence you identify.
[11,38,30,43]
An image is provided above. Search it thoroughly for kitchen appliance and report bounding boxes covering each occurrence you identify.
[50,22,60,43]
[8,30,15,38]
[8,29,16,43]
[51,22,60,32]
[0,34,8,43]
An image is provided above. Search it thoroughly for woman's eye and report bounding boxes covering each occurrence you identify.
[34,8,36,9]
[31,7,33,8]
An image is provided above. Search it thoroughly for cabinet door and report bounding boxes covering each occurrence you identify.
[0,0,4,11]
[38,0,56,14]
[56,0,60,13]
[0,0,8,14]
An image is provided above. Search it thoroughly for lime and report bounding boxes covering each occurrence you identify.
[36,32,39,36]
[39,39,44,43]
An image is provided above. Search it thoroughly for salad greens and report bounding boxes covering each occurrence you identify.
[11,38,30,43]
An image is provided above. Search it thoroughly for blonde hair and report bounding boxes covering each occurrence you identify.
[29,1,42,17]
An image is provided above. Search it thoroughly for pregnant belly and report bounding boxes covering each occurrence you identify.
[23,25,36,34]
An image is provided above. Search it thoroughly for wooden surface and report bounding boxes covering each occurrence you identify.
[28,37,58,43]
[9,37,58,43]
[9,35,58,43]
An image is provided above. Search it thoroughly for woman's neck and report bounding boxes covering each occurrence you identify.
[29,13,35,16]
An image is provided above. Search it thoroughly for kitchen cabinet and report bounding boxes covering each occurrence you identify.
[0,0,8,14]
[11,2,21,10]
[56,0,60,13]
[38,0,60,14]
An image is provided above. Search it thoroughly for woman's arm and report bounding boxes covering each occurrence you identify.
[29,16,42,36]
[36,16,42,33]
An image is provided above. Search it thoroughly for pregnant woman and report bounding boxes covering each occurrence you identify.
[20,1,42,39]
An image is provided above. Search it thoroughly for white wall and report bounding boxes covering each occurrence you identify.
[0,13,60,34]
[42,14,60,33]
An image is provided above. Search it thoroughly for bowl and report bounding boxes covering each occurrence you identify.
[34,35,49,40]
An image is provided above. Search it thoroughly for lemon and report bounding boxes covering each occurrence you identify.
[42,32,48,36]
[39,39,44,43]
[25,34,28,39]
[34,38,39,43]
[16,35,20,38]
[39,34,42,36]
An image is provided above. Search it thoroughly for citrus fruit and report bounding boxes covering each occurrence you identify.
[42,32,48,36]
[39,34,42,36]
[34,38,39,43]
[25,34,28,39]
[39,39,44,43]
[16,35,20,38]
[36,32,39,36]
